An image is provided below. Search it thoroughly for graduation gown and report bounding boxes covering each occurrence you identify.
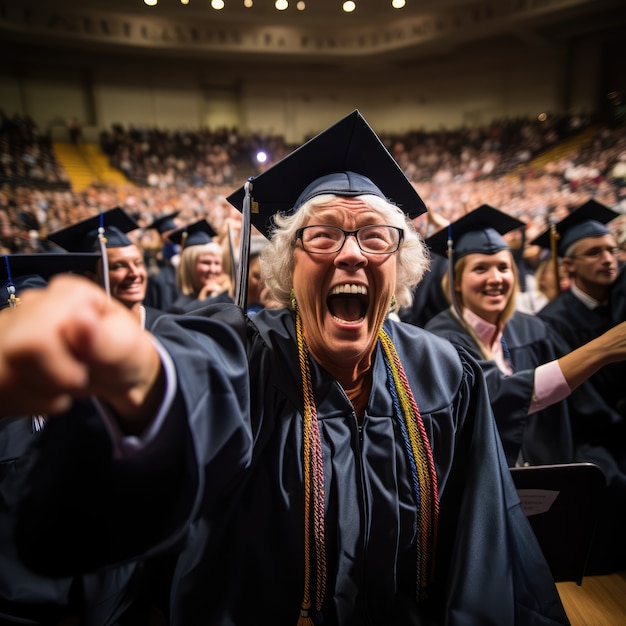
[15,306,568,625]
[144,263,180,312]
[425,308,574,466]
[167,289,233,314]
[538,277,626,574]
[538,280,626,421]
[0,413,148,625]
[144,304,165,331]
[399,253,448,328]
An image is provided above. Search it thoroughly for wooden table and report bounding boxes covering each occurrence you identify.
[556,571,626,625]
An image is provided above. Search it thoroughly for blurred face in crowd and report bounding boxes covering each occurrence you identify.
[292,198,398,375]
[103,244,147,309]
[537,259,571,301]
[192,250,223,293]
[247,255,264,305]
[459,250,515,325]
[563,234,619,301]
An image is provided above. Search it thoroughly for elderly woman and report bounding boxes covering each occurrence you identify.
[0,113,567,625]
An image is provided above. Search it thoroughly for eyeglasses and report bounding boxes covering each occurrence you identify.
[571,246,620,260]
[295,224,404,254]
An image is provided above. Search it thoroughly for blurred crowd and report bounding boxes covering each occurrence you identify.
[2,110,626,273]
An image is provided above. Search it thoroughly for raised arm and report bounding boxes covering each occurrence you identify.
[558,320,626,391]
[0,275,163,434]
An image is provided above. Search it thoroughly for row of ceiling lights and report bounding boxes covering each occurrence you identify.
[143,1,407,11]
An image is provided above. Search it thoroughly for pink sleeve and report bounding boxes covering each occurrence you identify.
[528,360,572,414]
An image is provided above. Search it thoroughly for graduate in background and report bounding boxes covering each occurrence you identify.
[47,207,163,330]
[424,204,626,466]
[533,200,626,574]
[143,211,181,313]
[167,219,233,313]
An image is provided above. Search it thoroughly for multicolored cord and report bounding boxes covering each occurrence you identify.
[294,307,439,625]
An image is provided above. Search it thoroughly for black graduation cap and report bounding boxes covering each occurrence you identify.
[226,109,428,240]
[424,205,525,262]
[47,207,139,252]
[226,110,428,310]
[1,252,100,309]
[147,211,180,234]
[529,199,620,257]
[168,219,217,248]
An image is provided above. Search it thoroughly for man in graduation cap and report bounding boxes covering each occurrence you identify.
[534,201,626,417]
[533,200,626,574]
[0,111,569,625]
[144,211,182,312]
[47,207,163,330]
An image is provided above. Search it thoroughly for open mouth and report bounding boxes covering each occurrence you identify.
[327,283,368,324]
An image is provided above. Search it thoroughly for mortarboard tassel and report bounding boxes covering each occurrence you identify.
[549,223,561,296]
[235,178,253,311]
[98,213,111,299]
[446,224,463,322]
[4,256,19,309]
[227,222,238,289]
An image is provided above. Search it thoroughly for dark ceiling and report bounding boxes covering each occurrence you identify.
[1,0,625,68]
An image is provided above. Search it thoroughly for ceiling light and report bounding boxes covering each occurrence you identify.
[244,0,254,6]
[296,1,306,10]
[144,0,158,6]
[211,0,225,8]
[343,1,356,13]
[275,0,288,9]
[392,0,406,8]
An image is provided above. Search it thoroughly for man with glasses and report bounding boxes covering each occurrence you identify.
[533,199,626,575]
[533,200,625,399]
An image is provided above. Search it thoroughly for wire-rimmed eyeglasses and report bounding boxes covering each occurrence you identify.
[295,224,404,254]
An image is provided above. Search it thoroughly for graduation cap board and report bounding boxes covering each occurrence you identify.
[168,219,217,248]
[148,211,180,235]
[46,208,139,298]
[424,204,526,262]
[529,199,620,257]
[1,252,100,310]
[226,109,428,309]
[47,207,139,253]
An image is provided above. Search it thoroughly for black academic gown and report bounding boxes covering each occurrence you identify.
[399,253,449,328]
[0,412,149,625]
[538,276,626,574]
[144,304,165,331]
[167,290,233,314]
[15,307,568,626]
[538,280,626,421]
[144,263,179,312]
[425,308,574,466]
